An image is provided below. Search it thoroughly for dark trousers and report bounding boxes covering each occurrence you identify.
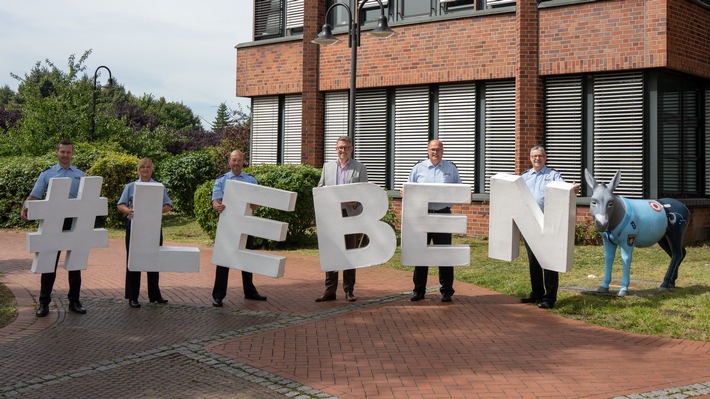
[124,220,163,301]
[39,218,81,305]
[212,236,260,300]
[324,220,358,294]
[524,241,559,304]
[413,231,455,296]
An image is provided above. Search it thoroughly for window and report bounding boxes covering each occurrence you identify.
[544,75,583,185]
[250,94,303,165]
[254,0,283,39]
[285,0,304,35]
[324,82,485,192]
[658,73,703,197]
[592,72,644,197]
[543,70,708,199]
[483,80,516,192]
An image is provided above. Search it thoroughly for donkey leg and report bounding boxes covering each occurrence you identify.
[597,237,616,293]
[660,232,687,291]
[618,244,633,296]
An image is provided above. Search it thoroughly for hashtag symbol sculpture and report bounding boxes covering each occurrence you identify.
[26,177,109,273]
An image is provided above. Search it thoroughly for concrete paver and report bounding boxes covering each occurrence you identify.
[1,230,709,399]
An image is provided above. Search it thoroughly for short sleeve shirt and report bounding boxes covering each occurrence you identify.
[521,166,564,211]
[408,159,462,211]
[29,164,85,199]
[212,171,258,201]
[117,178,173,218]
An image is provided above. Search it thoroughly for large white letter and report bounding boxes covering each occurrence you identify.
[488,173,575,273]
[313,183,396,272]
[128,182,200,272]
[26,177,108,273]
[211,180,297,278]
[400,183,471,266]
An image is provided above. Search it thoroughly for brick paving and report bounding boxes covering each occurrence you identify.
[1,229,709,399]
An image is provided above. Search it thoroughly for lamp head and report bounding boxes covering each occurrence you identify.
[369,15,396,38]
[104,77,116,89]
[311,24,341,45]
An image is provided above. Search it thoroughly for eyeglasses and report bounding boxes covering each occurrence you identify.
[428,148,443,153]
[337,146,351,151]
[531,155,547,158]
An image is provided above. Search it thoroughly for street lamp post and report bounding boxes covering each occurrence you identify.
[91,65,115,141]
[312,0,396,141]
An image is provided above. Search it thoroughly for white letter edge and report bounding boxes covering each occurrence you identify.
[313,183,396,272]
[488,173,575,273]
[400,183,471,266]
[211,180,296,278]
[26,176,108,273]
[128,182,200,272]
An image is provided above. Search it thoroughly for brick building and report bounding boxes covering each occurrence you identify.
[235,0,710,242]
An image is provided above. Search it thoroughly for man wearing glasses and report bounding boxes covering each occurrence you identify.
[520,145,579,309]
[314,136,368,302]
[402,139,461,303]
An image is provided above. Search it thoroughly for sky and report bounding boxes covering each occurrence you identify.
[0,0,253,129]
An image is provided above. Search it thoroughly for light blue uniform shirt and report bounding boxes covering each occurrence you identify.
[118,179,172,219]
[30,164,85,199]
[212,171,258,201]
[408,159,462,211]
[522,166,564,211]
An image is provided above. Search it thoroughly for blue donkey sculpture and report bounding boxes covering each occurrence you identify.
[584,169,690,296]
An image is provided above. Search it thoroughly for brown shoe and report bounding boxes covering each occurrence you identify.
[345,292,356,302]
[315,292,336,302]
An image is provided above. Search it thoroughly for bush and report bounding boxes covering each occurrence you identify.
[247,164,321,248]
[575,219,603,245]
[194,180,218,241]
[192,163,321,247]
[0,156,54,228]
[157,150,222,215]
[87,153,141,228]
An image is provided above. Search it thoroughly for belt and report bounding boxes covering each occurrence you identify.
[428,207,451,213]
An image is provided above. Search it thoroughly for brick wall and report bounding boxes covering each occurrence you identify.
[236,41,304,97]
[667,0,710,79]
[539,0,669,75]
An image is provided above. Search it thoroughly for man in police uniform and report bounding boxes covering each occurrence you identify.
[520,145,579,309]
[401,139,461,303]
[210,149,267,307]
[21,140,87,317]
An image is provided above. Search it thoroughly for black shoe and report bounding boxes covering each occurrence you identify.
[212,298,223,307]
[520,296,540,304]
[410,292,425,302]
[69,301,87,314]
[441,293,452,303]
[315,292,336,302]
[150,298,168,304]
[538,301,554,309]
[245,293,267,301]
[129,300,141,308]
[36,303,49,317]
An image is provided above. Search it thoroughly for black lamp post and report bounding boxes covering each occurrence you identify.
[312,0,396,141]
[91,65,115,141]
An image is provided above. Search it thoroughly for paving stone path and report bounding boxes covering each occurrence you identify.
[1,230,708,399]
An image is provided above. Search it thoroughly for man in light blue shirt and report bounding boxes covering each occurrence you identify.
[403,139,462,303]
[210,149,267,307]
[21,140,87,317]
[520,145,578,309]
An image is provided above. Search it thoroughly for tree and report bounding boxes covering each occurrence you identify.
[212,102,231,133]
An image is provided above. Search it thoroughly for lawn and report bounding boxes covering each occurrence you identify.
[2,214,709,342]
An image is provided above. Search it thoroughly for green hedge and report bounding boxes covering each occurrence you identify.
[87,153,141,228]
[158,150,222,215]
[194,180,218,241]
[193,164,321,247]
[0,156,54,228]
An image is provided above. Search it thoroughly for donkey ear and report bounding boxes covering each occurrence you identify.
[584,168,596,189]
[609,170,621,190]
